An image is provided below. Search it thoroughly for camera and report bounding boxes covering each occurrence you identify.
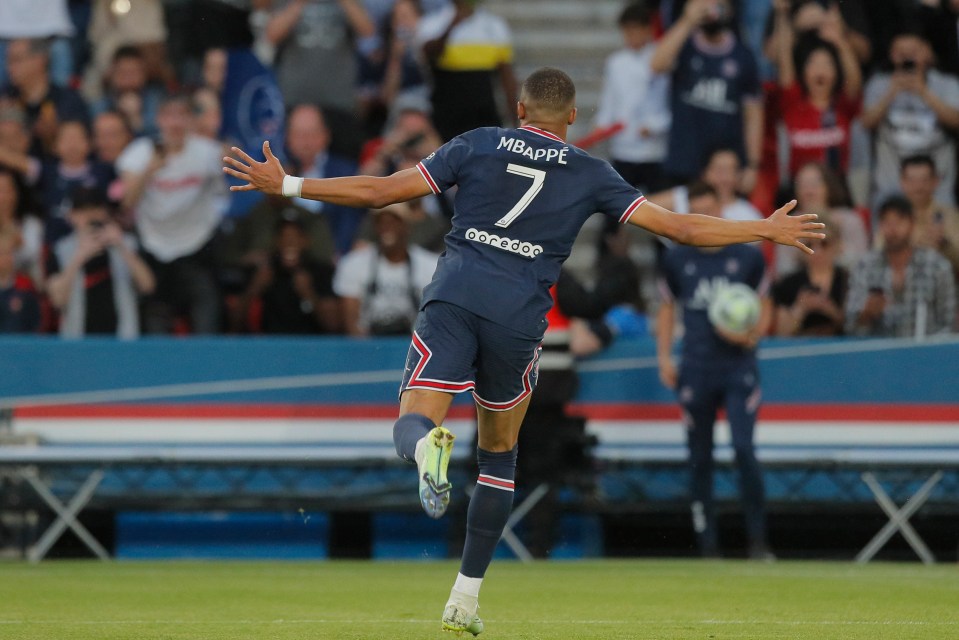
[898,59,917,72]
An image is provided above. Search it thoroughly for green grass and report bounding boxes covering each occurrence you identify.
[1,560,958,639]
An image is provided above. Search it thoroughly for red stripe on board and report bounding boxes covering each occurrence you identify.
[14,404,478,420]
[12,403,959,423]
[568,403,959,423]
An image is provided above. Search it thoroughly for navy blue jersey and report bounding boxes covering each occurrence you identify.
[660,244,767,365]
[665,35,760,179]
[417,125,645,338]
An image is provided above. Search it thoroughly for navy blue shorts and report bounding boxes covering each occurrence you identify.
[400,301,541,411]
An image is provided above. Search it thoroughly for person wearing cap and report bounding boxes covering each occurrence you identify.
[333,203,439,336]
[238,214,340,335]
[45,187,154,338]
[846,195,956,337]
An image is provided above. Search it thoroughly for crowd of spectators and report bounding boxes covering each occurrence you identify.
[0,0,956,341]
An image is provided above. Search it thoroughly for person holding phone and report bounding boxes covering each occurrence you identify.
[45,187,155,338]
[862,31,959,208]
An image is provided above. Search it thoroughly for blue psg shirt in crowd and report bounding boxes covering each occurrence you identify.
[417,125,646,338]
[659,243,767,366]
[664,34,761,180]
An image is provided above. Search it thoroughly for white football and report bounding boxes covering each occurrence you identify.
[708,283,761,335]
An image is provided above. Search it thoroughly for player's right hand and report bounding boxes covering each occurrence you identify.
[658,358,678,390]
[764,200,826,254]
[223,141,285,195]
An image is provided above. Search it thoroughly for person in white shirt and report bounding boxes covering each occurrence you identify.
[649,148,763,222]
[117,94,226,334]
[333,203,438,336]
[592,1,671,193]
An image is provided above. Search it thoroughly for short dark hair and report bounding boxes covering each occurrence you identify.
[520,67,576,115]
[618,1,654,26]
[877,195,914,221]
[900,154,936,175]
[70,186,109,211]
[687,180,718,201]
[113,45,144,63]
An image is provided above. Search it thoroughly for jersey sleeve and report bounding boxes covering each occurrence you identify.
[593,160,646,224]
[416,134,473,194]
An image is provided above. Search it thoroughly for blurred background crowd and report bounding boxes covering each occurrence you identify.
[0,0,956,342]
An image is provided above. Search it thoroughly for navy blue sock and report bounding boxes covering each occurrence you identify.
[460,446,518,578]
[393,413,436,463]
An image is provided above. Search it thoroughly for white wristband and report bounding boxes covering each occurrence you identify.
[281,175,304,198]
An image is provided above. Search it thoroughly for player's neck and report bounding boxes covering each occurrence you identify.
[519,120,568,141]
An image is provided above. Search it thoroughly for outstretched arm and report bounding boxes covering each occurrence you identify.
[628,200,825,254]
[223,142,433,209]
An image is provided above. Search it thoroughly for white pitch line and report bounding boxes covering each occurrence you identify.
[0,619,956,626]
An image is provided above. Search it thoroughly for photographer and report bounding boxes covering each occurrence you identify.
[46,187,154,338]
[332,204,438,337]
[861,31,959,207]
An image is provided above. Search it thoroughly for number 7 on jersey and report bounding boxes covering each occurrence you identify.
[495,164,546,228]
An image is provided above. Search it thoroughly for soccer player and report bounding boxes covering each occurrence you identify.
[656,182,773,560]
[223,67,823,636]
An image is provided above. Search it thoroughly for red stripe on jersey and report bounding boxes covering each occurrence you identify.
[471,350,538,411]
[407,331,475,393]
[519,125,564,143]
[416,162,441,194]
[477,474,515,490]
[619,196,647,224]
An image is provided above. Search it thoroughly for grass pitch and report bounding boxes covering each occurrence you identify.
[1,560,957,639]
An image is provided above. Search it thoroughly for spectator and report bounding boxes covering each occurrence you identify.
[117,95,226,334]
[379,0,431,115]
[771,0,862,182]
[266,0,376,114]
[846,196,956,337]
[45,187,155,338]
[43,121,115,227]
[650,0,763,191]
[763,0,872,69]
[91,46,165,138]
[592,1,672,193]
[0,227,40,333]
[82,0,171,100]
[0,169,43,285]
[774,162,868,276]
[0,0,75,89]
[861,31,959,207]
[92,110,134,167]
[285,104,365,256]
[899,155,959,279]
[655,182,773,560]
[2,38,89,156]
[417,0,517,140]
[650,148,763,222]
[239,215,340,335]
[333,204,439,336]
[0,119,115,244]
[773,220,847,336]
[192,87,223,143]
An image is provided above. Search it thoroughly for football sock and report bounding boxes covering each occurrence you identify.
[393,413,435,463]
[459,446,518,578]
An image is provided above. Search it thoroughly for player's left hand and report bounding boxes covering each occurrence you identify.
[715,325,760,349]
[223,141,285,195]
[765,200,826,254]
